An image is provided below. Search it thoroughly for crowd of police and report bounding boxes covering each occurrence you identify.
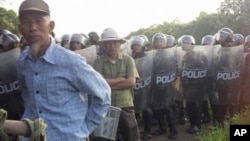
[129,27,250,140]
[1,27,250,140]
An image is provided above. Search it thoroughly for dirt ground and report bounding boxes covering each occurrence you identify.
[139,120,212,141]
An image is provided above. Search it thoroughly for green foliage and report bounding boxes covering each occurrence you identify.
[0,7,19,34]
[198,106,250,141]
[197,126,230,141]
[218,0,250,36]
[231,106,250,124]
[127,0,250,45]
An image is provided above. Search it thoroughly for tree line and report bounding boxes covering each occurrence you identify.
[0,0,249,45]
[127,0,250,45]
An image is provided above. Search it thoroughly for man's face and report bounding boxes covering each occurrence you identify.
[132,44,143,53]
[153,39,165,49]
[103,40,121,56]
[70,41,82,51]
[182,41,193,52]
[18,11,54,47]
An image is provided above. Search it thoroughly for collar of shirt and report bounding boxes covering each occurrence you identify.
[103,53,124,63]
[19,37,56,64]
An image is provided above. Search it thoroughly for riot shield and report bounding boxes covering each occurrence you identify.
[212,45,244,105]
[151,47,177,109]
[75,45,97,66]
[133,50,153,113]
[120,39,132,56]
[241,53,250,104]
[178,46,210,102]
[0,48,24,119]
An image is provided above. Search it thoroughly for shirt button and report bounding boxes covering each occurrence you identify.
[39,110,42,113]
[36,91,39,94]
[35,72,38,75]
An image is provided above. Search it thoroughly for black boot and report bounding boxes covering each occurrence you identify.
[141,131,152,140]
[185,125,200,134]
[168,128,178,140]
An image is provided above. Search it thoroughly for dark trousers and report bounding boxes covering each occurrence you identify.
[117,107,140,141]
[142,108,153,133]
[176,100,185,121]
[153,105,177,131]
[212,104,238,126]
[202,100,210,119]
[186,101,202,128]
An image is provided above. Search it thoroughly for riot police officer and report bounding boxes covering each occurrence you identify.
[167,35,187,125]
[87,31,100,46]
[0,29,24,140]
[60,34,71,49]
[200,35,216,124]
[213,27,243,127]
[131,36,146,59]
[69,33,87,51]
[131,36,154,140]
[179,35,208,134]
[232,33,244,47]
[151,32,178,139]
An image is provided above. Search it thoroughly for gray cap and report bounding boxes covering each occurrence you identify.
[19,0,50,16]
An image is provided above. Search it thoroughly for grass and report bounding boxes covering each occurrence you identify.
[197,106,250,141]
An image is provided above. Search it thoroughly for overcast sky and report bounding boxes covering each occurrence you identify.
[6,0,224,38]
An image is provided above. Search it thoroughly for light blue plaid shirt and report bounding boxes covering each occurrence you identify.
[17,39,111,141]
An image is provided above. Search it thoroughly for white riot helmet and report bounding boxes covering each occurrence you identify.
[245,35,250,47]
[152,32,167,49]
[61,34,70,41]
[131,36,144,46]
[61,34,71,49]
[201,35,215,45]
[139,34,150,46]
[166,35,176,48]
[178,35,195,51]
[69,33,86,50]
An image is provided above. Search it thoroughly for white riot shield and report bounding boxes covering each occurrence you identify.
[151,47,177,109]
[75,45,97,66]
[178,46,210,102]
[0,48,24,119]
[176,46,186,75]
[212,45,244,105]
[133,50,153,113]
[120,41,132,56]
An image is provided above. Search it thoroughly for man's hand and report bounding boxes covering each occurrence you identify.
[0,109,9,141]
[0,109,47,141]
[21,118,47,141]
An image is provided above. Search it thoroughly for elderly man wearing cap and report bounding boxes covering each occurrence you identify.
[93,28,141,141]
[4,0,111,141]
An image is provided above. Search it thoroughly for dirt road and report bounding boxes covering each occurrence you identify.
[139,121,211,141]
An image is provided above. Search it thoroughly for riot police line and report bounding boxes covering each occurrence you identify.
[126,43,243,111]
[1,27,250,139]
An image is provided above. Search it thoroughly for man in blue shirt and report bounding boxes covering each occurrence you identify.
[16,0,111,140]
